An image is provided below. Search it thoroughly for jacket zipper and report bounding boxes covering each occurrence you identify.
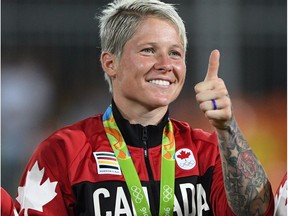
[142,127,158,215]
[142,127,154,180]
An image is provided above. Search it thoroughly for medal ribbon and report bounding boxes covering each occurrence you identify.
[102,105,175,215]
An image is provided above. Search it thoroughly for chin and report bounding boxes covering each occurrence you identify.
[143,92,178,108]
[150,98,173,108]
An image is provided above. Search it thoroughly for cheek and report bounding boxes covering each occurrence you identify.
[120,54,145,72]
[131,57,153,71]
[176,63,186,82]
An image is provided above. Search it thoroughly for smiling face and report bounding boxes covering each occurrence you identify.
[104,17,186,113]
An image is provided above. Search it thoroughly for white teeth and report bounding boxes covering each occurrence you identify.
[149,80,170,86]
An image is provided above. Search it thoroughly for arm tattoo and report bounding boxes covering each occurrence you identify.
[217,117,272,215]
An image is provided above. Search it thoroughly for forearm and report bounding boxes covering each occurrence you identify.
[217,116,272,215]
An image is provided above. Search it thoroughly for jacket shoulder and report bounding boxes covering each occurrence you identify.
[171,118,218,146]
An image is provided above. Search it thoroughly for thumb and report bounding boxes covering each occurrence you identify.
[204,49,220,81]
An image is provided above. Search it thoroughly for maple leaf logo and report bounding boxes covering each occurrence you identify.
[16,161,57,216]
[177,150,191,160]
[175,148,196,170]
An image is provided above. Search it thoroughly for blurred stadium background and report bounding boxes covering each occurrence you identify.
[2,0,287,200]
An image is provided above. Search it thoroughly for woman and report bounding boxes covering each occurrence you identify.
[15,0,274,215]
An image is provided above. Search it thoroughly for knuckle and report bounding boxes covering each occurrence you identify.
[223,97,231,106]
[199,102,207,111]
[217,78,225,84]
[194,85,199,93]
[195,94,201,102]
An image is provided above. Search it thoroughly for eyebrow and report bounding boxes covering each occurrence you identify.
[137,42,184,50]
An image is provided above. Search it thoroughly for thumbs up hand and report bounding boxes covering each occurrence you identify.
[194,50,232,130]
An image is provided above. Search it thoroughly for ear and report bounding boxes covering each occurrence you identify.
[100,51,117,78]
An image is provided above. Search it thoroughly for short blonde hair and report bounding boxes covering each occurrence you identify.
[98,0,187,92]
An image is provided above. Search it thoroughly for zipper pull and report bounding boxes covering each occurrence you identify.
[142,127,148,157]
[142,127,148,142]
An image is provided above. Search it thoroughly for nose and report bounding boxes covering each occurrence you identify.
[154,54,173,72]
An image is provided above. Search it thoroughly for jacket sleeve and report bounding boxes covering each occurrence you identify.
[1,187,19,216]
[15,134,75,216]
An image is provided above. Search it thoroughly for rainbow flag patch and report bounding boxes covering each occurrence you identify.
[93,152,122,175]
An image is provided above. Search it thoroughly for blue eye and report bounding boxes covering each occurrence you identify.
[142,48,155,53]
[170,51,181,57]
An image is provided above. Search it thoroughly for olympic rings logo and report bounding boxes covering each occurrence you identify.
[162,185,173,202]
[131,186,144,204]
[164,207,171,216]
[179,160,195,168]
[140,207,149,216]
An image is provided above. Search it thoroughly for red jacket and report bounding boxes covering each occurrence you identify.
[15,110,274,215]
[1,187,18,216]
